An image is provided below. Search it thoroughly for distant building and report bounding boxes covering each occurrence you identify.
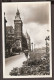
[5,8,31,57]
[22,33,28,51]
[6,26,14,44]
[25,32,31,51]
[6,26,15,56]
[6,26,14,34]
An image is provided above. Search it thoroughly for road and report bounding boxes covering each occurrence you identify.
[5,53,27,77]
[5,51,45,77]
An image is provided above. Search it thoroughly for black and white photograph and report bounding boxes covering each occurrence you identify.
[2,2,52,78]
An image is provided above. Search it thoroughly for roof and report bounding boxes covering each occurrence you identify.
[15,8,21,20]
[6,26,13,29]
[25,31,30,39]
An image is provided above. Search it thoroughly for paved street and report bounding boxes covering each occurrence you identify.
[5,50,46,77]
[5,53,27,76]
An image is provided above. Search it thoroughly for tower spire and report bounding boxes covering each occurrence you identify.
[17,5,18,12]
[17,4,18,9]
[16,7,19,15]
[15,6,21,20]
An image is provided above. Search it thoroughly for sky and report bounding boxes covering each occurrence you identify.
[2,2,51,48]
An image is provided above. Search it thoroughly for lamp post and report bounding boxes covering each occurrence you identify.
[45,37,48,54]
[45,29,49,54]
[45,36,49,54]
[34,44,36,49]
[31,42,33,51]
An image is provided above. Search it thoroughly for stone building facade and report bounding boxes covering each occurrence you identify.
[5,8,31,57]
[25,32,31,51]
[14,8,23,50]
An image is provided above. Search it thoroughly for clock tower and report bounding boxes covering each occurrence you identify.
[14,8,22,50]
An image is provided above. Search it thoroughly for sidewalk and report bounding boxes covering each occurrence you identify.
[5,53,27,77]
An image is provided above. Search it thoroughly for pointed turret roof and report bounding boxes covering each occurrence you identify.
[16,8,20,16]
[15,7,21,20]
[25,31,30,39]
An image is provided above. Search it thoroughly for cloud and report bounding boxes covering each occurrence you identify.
[21,3,49,24]
[2,2,50,48]
[2,2,49,26]
[23,23,49,47]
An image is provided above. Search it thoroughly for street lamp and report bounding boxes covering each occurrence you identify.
[45,29,50,54]
[31,42,33,51]
[34,44,36,49]
[45,36,49,54]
